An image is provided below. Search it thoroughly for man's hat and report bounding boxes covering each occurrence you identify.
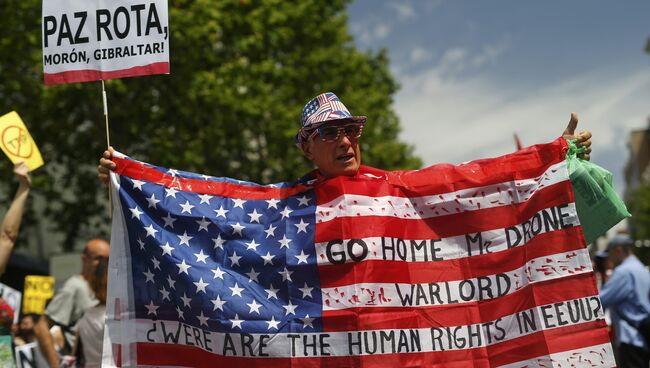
[296,92,366,143]
[600,234,634,256]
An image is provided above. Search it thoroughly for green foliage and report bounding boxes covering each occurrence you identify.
[0,0,421,250]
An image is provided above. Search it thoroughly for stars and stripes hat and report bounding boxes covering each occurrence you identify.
[296,92,366,144]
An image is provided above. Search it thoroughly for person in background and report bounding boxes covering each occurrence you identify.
[0,162,31,276]
[600,234,650,368]
[13,313,39,346]
[34,239,109,368]
[75,256,108,367]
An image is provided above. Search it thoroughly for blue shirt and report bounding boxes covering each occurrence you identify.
[600,255,650,349]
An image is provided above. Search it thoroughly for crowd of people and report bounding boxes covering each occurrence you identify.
[0,92,647,367]
[0,161,110,367]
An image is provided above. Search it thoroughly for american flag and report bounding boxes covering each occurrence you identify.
[103,138,614,367]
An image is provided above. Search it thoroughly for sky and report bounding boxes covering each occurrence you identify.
[348,1,650,192]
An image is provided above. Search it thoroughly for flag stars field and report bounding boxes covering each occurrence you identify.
[193,278,208,293]
[248,208,263,223]
[144,224,158,238]
[180,293,192,308]
[211,295,226,311]
[214,205,228,218]
[145,301,158,316]
[179,200,194,214]
[211,267,225,280]
[129,206,143,219]
[176,259,191,274]
[245,267,260,282]
[162,212,176,228]
[228,251,242,267]
[164,187,178,198]
[131,179,145,190]
[146,193,160,209]
[212,234,225,249]
[232,198,246,209]
[119,163,321,335]
[160,242,173,256]
[229,283,244,297]
[166,275,176,289]
[194,249,208,263]
[196,311,209,327]
[196,216,210,231]
[178,231,192,246]
[198,194,213,205]
[231,222,245,236]
[136,238,145,250]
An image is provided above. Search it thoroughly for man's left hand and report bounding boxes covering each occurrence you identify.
[562,112,592,160]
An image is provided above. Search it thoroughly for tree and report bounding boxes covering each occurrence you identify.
[0,0,421,251]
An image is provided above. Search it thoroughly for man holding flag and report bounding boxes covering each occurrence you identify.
[99,92,592,182]
[97,93,611,367]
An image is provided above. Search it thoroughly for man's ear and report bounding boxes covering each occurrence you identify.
[301,142,314,161]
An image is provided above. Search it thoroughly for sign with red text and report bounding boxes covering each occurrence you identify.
[42,0,169,85]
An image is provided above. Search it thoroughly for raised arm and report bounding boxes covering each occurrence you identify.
[0,162,31,276]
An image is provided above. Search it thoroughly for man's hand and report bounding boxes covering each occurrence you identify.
[562,112,592,160]
[98,146,116,185]
[13,162,31,187]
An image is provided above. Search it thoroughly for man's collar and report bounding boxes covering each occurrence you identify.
[298,166,387,186]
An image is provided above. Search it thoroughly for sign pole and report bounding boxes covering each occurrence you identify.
[102,80,110,147]
[102,80,113,216]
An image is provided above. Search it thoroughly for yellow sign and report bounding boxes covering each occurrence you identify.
[22,275,55,314]
[0,111,44,171]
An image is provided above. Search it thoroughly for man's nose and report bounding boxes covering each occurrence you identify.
[338,133,353,147]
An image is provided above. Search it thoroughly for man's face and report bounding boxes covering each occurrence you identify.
[302,123,362,178]
[607,245,626,266]
[19,315,34,333]
[82,239,110,270]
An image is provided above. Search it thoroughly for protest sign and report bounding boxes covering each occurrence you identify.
[15,342,47,368]
[0,112,44,171]
[22,276,55,315]
[104,138,615,367]
[0,282,22,324]
[42,0,170,85]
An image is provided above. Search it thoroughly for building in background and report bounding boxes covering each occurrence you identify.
[624,123,650,196]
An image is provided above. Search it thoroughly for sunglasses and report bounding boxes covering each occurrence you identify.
[309,124,364,142]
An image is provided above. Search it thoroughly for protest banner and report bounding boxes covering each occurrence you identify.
[42,0,169,85]
[0,282,22,324]
[22,276,55,315]
[0,112,44,171]
[15,342,47,368]
[103,138,615,367]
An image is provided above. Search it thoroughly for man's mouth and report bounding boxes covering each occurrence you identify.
[336,153,355,162]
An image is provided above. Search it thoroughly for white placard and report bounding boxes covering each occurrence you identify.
[15,343,47,368]
[0,282,21,324]
[42,0,169,85]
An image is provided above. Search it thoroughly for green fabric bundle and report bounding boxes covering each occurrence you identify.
[566,139,631,244]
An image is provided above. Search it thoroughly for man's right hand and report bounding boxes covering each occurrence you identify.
[97,146,116,185]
